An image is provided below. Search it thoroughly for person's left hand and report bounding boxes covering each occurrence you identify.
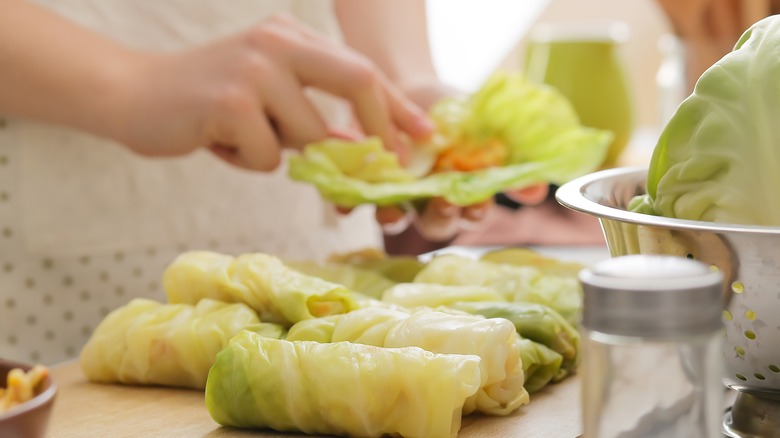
[368,81,549,243]
[375,185,549,242]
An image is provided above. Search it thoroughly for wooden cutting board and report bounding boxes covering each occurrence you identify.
[47,360,582,437]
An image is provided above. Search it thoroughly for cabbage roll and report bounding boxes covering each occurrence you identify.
[480,247,585,277]
[449,301,580,374]
[80,298,281,389]
[324,247,426,283]
[206,332,482,438]
[516,337,565,394]
[162,251,358,325]
[381,283,506,308]
[414,254,582,324]
[287,307,528,415]
[286,260,396,299]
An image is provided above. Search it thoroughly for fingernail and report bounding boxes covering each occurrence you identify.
[328,128,363,141]
[435,199,458,217]
[413,115,436,135]
[381,212,413,236]
[396,143,409,166]
[465,207,487,222]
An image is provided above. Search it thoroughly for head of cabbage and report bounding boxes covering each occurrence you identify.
[630,16,780,225]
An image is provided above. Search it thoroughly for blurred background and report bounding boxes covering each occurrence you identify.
[426,0,678,167]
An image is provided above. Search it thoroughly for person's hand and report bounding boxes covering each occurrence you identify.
[658,0,741,41]
[656,0,772,90]
[104,13,433,171]
[365,81,550,243]
[376,185,550,242]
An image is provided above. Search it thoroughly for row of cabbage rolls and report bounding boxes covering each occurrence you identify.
[79,248,583,438]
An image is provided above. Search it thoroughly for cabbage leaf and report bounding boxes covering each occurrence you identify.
[631,16,780,224]
[285,307,528,416]
[289,72,612,207]
[205,331,482,438]
[80,298,282,389]
[162,251,359,325]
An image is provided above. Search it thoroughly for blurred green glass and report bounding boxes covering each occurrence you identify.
[524,23,634,168]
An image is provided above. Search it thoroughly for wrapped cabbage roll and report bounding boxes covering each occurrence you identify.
[80,298,282,389]
[414,254,582,324]
[516,337,565,394]
[206,332,482,438]
[480,247,585,277]
[287,307,528,416]
[286,260,396,299]
[326,248,426,283]
[162,251,358,325]
[449,301,580,374]
[381,283,506,308]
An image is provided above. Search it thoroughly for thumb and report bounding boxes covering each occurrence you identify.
[210,109,282,172]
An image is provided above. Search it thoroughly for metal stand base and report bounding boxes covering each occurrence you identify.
[723,391,780,438]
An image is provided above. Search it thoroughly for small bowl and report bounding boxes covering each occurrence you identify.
[0,359,58,438]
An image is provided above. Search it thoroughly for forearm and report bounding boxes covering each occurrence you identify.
[334,0,439,90]
[0,0,140,137]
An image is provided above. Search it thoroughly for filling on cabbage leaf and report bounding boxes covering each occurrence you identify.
[289,72,612,207]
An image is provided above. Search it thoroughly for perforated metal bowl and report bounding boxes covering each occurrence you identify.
[556,167,780,399]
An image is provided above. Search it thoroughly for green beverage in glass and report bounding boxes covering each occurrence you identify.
[524,22,634,168]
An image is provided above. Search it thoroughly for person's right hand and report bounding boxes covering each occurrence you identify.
[656,0,772,90]
[105,13,433,171]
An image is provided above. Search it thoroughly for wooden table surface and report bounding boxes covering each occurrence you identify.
[47,360,582,438]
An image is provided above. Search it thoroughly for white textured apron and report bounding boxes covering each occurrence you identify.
[0,0,380,364]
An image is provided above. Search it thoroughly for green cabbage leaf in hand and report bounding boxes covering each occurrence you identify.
[289,72,612,207]
[630,16,780,224]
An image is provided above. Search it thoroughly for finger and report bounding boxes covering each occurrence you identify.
[244,17,397,152]
[209,103,282,171]
[505,184,550,206]
[380,81,436,165]
[376,205,413,235]
[413,197,462,242]
[335,206,353,215]
[707,0,742,40]
[657,0,710,38]
[381,78,437,141]
[327,127,364,141]
[266,12,339,46]
[259,71,328,150]
[250,19,425,163]
[461,198,494,224]
[281,13,435,141]
[288,43,400,154]
[740,0,771,30]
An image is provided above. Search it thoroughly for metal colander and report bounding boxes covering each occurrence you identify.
[556,167,780,399]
